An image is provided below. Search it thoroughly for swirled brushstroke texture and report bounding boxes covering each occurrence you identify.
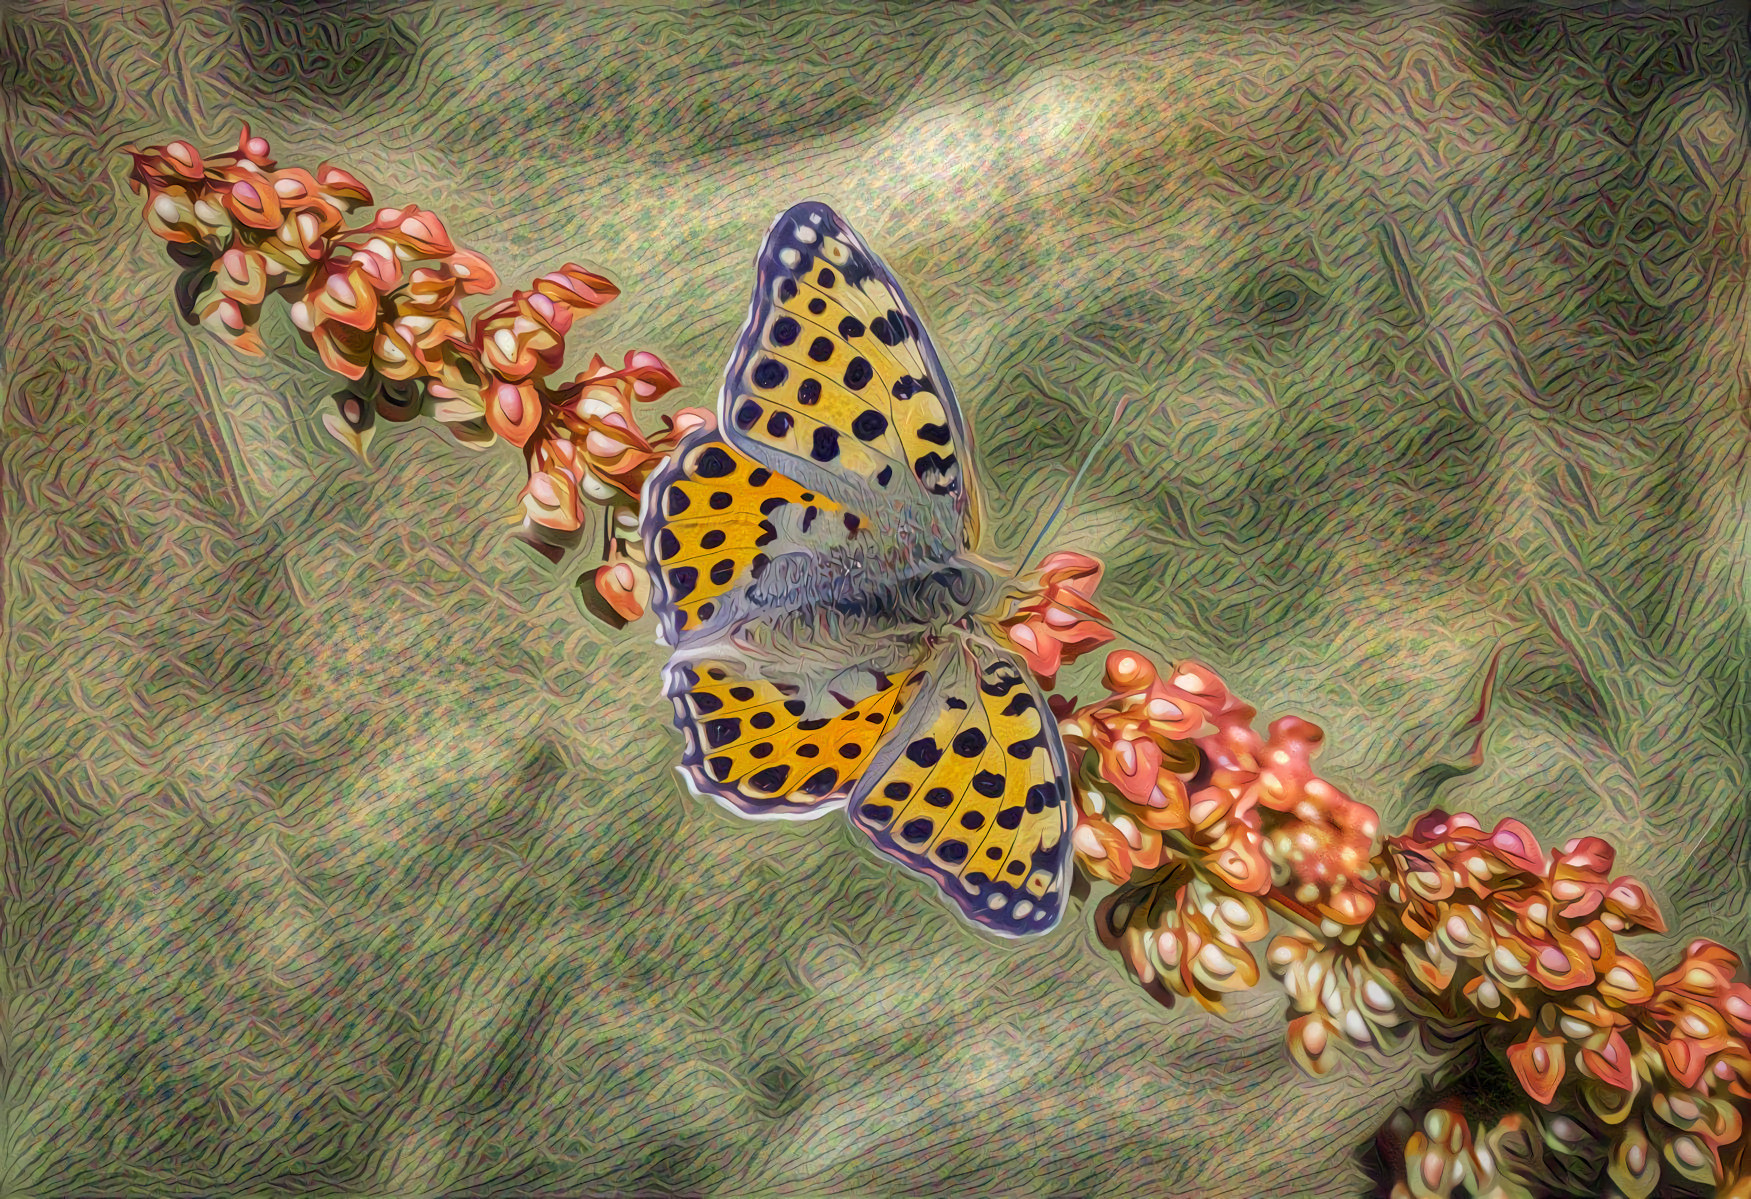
[2,3,1747,1195]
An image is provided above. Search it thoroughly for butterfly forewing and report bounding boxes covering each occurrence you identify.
[643,433,867,646]
[720,201,975,558]
[848,643,1073,936]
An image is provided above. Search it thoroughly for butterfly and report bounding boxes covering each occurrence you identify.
[639,201,1074,937]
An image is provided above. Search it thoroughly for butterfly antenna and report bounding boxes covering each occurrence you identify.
[1016,395,1133,569]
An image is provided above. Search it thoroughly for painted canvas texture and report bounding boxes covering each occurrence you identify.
[3,2,1749,1195]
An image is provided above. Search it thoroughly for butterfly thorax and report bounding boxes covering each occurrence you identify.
[741,553,1003,666]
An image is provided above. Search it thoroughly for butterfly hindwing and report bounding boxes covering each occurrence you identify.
[848,641,1073,936]
[720,201,977,554]
[664,642,933,818]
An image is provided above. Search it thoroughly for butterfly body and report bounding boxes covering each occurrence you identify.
[641,201,1074,937]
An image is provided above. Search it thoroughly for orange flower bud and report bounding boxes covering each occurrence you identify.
[233,123,275,168]
[485,379,542,448]
[314,162,372,211]
[216,170,284,230]
[535,263,619,314]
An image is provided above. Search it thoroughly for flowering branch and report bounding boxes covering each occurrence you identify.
[130,124,1751,1197]
[1001,563,1751,1197]
[124,126,704,621]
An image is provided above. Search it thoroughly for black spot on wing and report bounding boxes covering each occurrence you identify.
[750,765,790,792]
[696,446,735,477]
[852,410,888,441]
[979,662,1026,696]
[972,770,1005,797]
[799,767,839,796]
[906,738,942,767]
[913,451,959,495]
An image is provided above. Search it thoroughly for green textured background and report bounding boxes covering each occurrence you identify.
[2,2,1749,1195]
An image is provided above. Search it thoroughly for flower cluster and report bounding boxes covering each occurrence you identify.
[999,551,1114,687]
[126,126,696,617]
[1368,812,1751,1196]
[1267,931,1434,1075]
[1054,646,1379,1011]
[997,559,1751,1195]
